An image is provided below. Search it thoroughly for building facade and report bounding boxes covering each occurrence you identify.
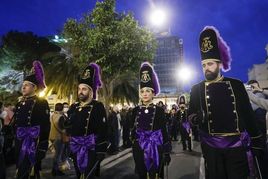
[153,34,183,94]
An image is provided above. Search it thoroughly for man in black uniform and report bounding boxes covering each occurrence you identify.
[14,60,50,179]
[65,63,108,179]
[177,95,192,151]
[130,62,171,179]
[188,26,265,179]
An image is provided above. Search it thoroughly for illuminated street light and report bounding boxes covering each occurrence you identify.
[39,89,46,98]
[149,8,167,27]
[177,65,193,82]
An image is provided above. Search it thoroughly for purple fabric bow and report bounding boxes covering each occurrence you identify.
[199,130,255,177]
[136,129,163,171]
[70,134,96,173]
[182,121,191,134]
[240,132,255,177]
[16,125,40,166]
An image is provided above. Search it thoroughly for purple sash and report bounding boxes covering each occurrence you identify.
[182,121,191,134]
[199,130,255,177]
[16,125,40,166]
[70,134,96,173]
[136,129,163,171]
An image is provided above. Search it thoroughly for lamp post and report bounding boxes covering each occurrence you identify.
[177,65,193,92]
[149,8,167,27]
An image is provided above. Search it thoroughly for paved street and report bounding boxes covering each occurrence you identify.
[7,141,202,179]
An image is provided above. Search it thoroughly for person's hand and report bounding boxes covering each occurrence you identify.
[251,148,262,157]
[244,84,252,91]
[96,153,106,161]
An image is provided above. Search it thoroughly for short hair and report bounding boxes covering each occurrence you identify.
[63,102,69,106]
[248,80,259,86]
[55,103,63,111]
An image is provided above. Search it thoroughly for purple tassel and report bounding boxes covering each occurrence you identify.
[141,62,160,95]
[89,63,102,99]
[33,60,46,89]
[203,26,232,72]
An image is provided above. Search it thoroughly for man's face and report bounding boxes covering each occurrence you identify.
[250,83,259,89]
[78,84,93,102]
[140,87,154,103]
[21,81,36,96]
[202,60,221,80]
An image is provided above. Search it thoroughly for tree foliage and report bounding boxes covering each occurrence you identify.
[63,0,156,106]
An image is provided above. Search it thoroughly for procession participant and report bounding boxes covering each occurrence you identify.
[14,60,50,179]
[130,62,171,179]
[188,26,265,179]
[65,63,108,179]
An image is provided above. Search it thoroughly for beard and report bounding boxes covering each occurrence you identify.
[78,93,90,102]
[205,67,220,81]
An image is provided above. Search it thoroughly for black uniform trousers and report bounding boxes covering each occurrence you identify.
[132,141,164,179]
[201,142,249,179]
[180,128,191,150]
[0,150,5,179]
[16,157,41,179]
[15,139,43,179]
[71,150,98,179]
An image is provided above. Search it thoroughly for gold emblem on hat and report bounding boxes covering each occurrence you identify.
[141,71,151,83]
[201,37,213,53]
[82,69,90,79]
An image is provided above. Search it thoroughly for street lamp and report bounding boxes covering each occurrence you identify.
[149,8,167,27]
[177,65,193,82]
[39,90,46,98]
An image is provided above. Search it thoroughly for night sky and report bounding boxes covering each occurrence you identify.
[1,0,268,86]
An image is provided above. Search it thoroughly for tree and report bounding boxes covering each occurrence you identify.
[0,31,61,71]
[0,31,63,94]
[63,0,156,108]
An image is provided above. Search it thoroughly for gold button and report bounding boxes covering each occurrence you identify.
[206,95,210,99]
[233,110,236,113]
[209,120,213,123]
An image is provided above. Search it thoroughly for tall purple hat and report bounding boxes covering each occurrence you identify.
[139,62,160,95]
[78,63,102,99]
[199,26,232,72]
[24,60,46,90]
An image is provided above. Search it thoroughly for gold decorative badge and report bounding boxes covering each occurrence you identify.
[82,69,90,79]
[141,71,151,83]
[201,37,213,53]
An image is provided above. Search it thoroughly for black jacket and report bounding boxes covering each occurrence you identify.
[14,95,50,160]
[66,100,108,153]
[188,77,263,148]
